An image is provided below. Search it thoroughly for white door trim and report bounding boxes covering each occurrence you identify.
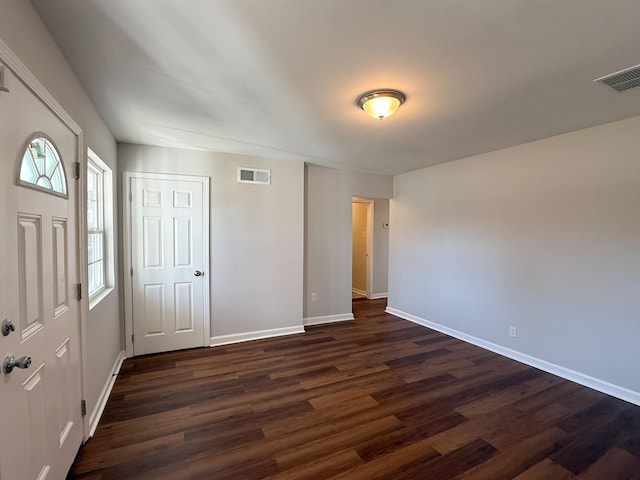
[365,200,374,298]
[0,39,89,439]
[352,197,374,299]
[123,171,211,357]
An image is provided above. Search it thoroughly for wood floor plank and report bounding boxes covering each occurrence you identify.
[273,415,402,469]
[330,437,441,480]
[551,403,635,475]
[455,374,564,417]
[577,447,640,480]
[512,458,575,480]
[427,406,536,455]
[457,427,569,479]
[70,432,184,475]
[265,449,364,480]
[68,299,640,479]
[260,395,380,438]
[395,438,498,480]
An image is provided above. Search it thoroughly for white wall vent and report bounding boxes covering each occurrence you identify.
[237,167,271,185]
[594,64,640,92]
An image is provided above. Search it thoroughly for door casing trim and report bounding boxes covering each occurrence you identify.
[0,38,89,439]
[352,197,374,299]
[123,171,211,357]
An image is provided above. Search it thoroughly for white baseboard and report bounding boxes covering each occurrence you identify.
[87,350,126,438]
[304,313,354,327]
[370,292,388,300]
[210,325,304,347]
[386,306,640,407]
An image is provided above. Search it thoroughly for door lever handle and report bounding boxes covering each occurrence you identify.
[3,355,32,374]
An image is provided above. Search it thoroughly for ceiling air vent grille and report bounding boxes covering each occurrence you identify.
[594,64,640,92]
[237,167,270,185]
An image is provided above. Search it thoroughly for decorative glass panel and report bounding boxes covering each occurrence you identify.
[19,136,68,197]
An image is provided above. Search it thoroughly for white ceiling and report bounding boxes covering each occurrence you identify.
[32,0,640,175]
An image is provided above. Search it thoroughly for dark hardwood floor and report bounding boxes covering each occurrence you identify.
[68,299,640,479]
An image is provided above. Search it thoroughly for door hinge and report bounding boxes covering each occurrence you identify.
[74,162,81,180]
[131,334,134,344]
[129,191,132,202]
[81,399,87,417]
[76,283,82,300]
[130,267,133,277]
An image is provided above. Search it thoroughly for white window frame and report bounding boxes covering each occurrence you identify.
[87,148,114,309]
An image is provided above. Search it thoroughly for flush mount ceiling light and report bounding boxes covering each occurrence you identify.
[356,89,406,120]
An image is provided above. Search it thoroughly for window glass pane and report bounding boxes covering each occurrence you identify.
[20,151,38,184]
[94,234,103,262]
[87,151,112,303]
[45,146,57,177]
[88,232,105,296]
[87,234,94,264]
[88,160,105,297]
[95,261,104,289]
[51,165,65,193]
[89,259,104,296]
[34,154,45,176]
[36,176,52,189]
[88,263,95,294]
[87,169,98,229]
[89,264,95,294]
[19,136,67,196]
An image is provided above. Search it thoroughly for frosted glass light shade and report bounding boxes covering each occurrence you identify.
[357,89,405,119]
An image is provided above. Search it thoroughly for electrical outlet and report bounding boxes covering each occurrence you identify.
[311,293,317,302]
[509,326,517,338]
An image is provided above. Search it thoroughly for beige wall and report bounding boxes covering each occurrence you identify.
[118,144,304,338]
[305,165,393,320]
[351,202,368,292]
[0,0,120,423]
[389,115,640,402]
[372,198,390,297]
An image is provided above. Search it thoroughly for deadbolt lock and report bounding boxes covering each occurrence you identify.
[1,319,15,336]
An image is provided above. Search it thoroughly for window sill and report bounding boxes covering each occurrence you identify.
[89,287,114,311]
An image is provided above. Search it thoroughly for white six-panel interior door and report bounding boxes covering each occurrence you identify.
[0,58,84,479]
[124,173,210,356]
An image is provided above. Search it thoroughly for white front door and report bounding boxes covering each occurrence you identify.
[0,64,83,480]
[128,174,209,355]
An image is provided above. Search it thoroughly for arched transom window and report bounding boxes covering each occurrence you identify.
[19,135,68,197]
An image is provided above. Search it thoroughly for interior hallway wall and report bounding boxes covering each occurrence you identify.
[305,165,392,322]
[372,198,390,298]
[351,202,368,293]
[118,144,304,341]
[388,115,640,402]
